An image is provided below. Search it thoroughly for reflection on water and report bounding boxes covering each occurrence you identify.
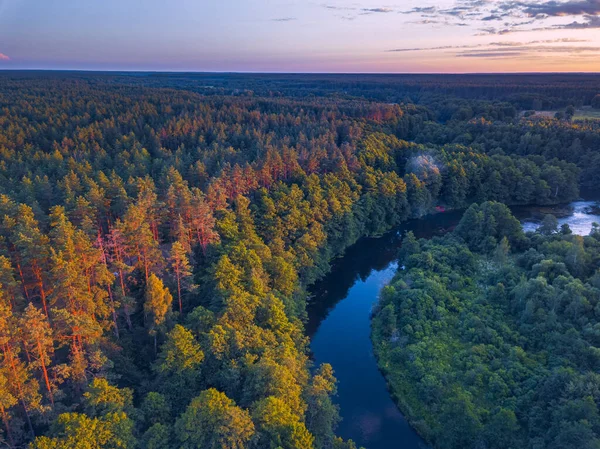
[307,198,600,449]
[309,261,425,449]
[307,211,464,449]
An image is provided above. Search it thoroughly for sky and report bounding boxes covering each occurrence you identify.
[1,0,600,73]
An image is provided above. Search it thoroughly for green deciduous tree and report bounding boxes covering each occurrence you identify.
[252,396,314,449]
[29,411,136,449]
[538,214,559,235]
[305,364,339,448]
[175,389,254,449]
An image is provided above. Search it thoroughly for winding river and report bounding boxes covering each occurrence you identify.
[306,199,600,449]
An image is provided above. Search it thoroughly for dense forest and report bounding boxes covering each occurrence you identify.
[373,202,600,449]
[0,72,597,448]
[5,72,600,109]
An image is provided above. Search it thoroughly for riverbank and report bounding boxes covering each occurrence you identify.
[307,208,467,448]
[371,199,600,449]
[307,196,600,449]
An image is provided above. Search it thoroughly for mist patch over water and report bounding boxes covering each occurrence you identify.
[406,154,441,182]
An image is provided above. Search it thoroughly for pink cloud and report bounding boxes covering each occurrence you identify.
[0,53,9,61]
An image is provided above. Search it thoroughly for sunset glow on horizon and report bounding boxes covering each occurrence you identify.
[1,0,600,73]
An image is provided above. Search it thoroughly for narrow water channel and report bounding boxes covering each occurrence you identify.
[306,199,600,449]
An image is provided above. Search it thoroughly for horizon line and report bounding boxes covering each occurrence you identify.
[1,68,600,76]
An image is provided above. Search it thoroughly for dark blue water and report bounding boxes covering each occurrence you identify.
[307,210,465,449]
[306,199,600,449]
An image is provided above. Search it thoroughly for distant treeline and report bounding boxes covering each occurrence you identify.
[2,71,600,110]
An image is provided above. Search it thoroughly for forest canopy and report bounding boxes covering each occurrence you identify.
[373,202,600,449]
[0,72,594,448]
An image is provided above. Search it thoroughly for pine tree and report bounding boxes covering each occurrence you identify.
[164,167,193,241]
[0,300,41,437]
[106,227,134,331]
[0,256,23,311]
[0,371,18,446]
[189,190,219,253]
[117,203,163,282]
[68,196,97,238]
[20,303,55,405]
[168,242,194,313]
[174,215,192,254]
[49,207,107,384]
[95,233,119,338]
[133,177,164,243]
[13,205,52,317]
[144,274,173,355]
